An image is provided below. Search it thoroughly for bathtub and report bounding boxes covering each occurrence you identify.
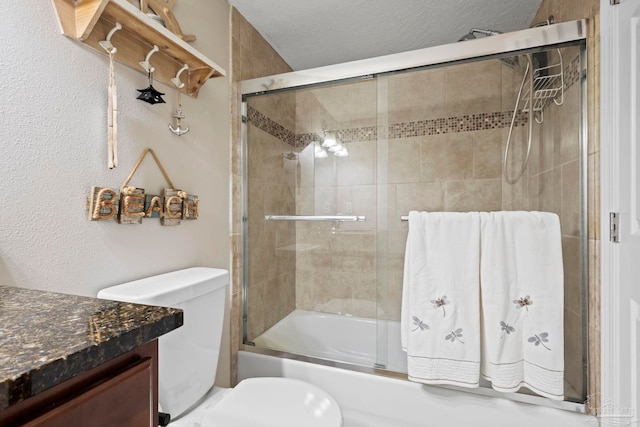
[243,310,591,427]
[252,309,407,372]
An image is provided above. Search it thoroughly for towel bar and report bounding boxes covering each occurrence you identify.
[265,215,366,222]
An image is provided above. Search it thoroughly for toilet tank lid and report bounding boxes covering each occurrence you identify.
[97,267,229,307]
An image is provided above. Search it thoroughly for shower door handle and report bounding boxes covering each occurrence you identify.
[264,215,366,222]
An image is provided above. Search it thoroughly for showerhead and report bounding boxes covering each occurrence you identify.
[458,33,477,42]
[499,56,520,68]
[458,32,477,42]
[458,28,502,42]
[457,28,519,68]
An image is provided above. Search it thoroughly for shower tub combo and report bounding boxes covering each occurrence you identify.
[239,19,590,425]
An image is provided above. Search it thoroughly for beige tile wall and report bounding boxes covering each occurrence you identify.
[291,60,531,320]
[586,15,601,414]
[257,47,587,402]
[245,122,297,341]
[520,47,584,400]
[533,0,601,411]
[230,8,292,383]
[293,80,379,318]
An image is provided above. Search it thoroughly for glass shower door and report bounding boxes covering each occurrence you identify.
[244,78,387,369]
[374,45,587,401]
[241,20,589,406]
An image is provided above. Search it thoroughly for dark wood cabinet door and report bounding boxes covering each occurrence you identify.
[24,358,153,427]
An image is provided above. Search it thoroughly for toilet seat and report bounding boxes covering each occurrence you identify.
[200,377,343,427]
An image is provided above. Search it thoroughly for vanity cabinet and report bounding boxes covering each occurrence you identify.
[0,286,181,427]
[0,341,158,427]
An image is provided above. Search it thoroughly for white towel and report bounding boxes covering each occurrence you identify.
[401,211,481,388]
[479,211,564,400]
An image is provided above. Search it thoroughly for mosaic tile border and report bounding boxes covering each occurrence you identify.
[564,54,581,91]
[247,52,582,148]
[328,111,528,143]
[247,106,295,145]
[249,107,529,148]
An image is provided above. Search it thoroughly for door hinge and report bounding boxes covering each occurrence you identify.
[610,0,619,4]
[610,212,620,242]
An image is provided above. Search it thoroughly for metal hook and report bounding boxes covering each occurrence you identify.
[99,22,122,54]
[139,45,159,73]
[171,64,189,89]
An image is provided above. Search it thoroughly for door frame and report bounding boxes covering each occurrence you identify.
[600,1,640,423]
[599,0,621,408]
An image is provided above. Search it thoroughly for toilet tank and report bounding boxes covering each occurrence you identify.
[97,267,229,420]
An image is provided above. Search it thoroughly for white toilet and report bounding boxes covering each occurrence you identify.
[97,267,343,427]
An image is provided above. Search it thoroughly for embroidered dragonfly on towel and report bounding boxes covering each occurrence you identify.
[513,295,533,312]
[500,321,515,338]
[445,328,464,344]
[528,332,551,351]
[412,316,430,332]
[431,295,448,317]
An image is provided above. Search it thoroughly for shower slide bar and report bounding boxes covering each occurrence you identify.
[265,215,366,222]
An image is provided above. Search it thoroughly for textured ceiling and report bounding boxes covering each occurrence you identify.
[228,0,544,71]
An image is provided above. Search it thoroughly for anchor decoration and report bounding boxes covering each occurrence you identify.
[169,64,190,136]
[169,105,190,136]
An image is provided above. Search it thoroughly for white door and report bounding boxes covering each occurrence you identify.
[601,0,640,425]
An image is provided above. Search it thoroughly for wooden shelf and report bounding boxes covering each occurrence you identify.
[52,0,226,97]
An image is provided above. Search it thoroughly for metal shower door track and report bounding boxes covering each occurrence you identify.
[240,19,586,95]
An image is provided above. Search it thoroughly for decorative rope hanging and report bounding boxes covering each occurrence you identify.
[121,147,176,191]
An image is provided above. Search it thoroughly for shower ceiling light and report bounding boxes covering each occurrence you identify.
[315,150,328,158]
[322,132,338,148]
[314,144,328,158]
[334,147,349,157]
[328,143,343,153]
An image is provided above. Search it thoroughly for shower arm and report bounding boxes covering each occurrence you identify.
[469,28,502,37]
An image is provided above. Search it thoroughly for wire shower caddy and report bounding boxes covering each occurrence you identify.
[503,49,565,184]
[519,49,564,123]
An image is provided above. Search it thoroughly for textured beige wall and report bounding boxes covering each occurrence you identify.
[1,0,232,386]
[0,3,230,297]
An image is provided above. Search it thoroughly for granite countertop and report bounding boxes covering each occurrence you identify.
[0,285,183,411]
